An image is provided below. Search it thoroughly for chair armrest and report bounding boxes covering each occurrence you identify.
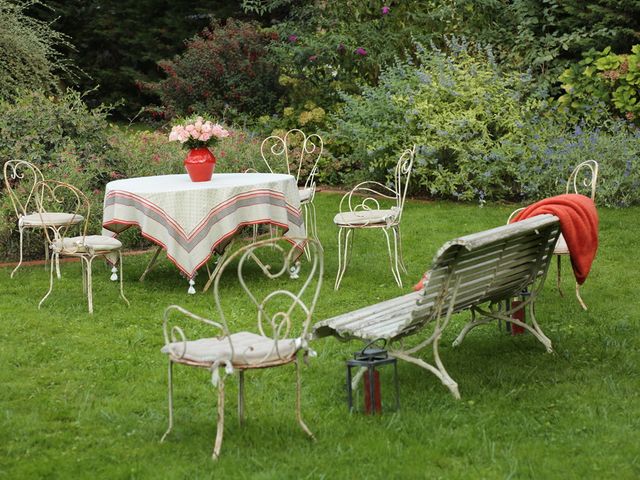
[162,305,228,360]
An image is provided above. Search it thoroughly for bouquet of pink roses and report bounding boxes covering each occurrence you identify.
[168,116,230,149]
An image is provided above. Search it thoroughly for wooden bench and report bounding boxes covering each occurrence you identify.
[312,214,561,399]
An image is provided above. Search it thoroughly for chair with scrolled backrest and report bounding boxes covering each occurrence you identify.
[260,129,324,247]
[34,180,129,314]
[333,145,415,289]
[160,236,322,460]
[507,160,599,310]
[3,160,84,278]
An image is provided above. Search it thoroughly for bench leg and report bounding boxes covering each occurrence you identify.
[392,348,460,400]
[452,318,493,347]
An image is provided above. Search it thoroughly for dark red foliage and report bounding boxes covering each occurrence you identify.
[142,19,281,120]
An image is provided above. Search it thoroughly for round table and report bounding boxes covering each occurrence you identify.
[102,173,305,292]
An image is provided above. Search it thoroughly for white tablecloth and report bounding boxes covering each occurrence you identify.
[102,173,305,278]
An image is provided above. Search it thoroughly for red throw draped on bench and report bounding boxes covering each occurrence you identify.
[511,193,599,285]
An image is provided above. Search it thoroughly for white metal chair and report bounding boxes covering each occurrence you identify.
[334,145,415,290]
[35,180,129,314]
[508,160,599,310]
[260,129,323,248]
[3,160,84,278]
[160,237,322,460]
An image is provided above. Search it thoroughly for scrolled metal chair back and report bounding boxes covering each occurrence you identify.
[213,237,323,348]
[566,160,599,200]
[33,180,89,246]
[260,129,324,191]
[3,160,45,218]
[392,145,416,221]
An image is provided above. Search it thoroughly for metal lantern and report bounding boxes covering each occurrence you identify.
[346,341,400,414]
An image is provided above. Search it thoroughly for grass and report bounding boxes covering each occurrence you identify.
[1,192,639,479]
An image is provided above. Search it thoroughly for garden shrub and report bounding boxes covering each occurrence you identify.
[558,45,640,124]
[142,19,281,123]
[331,39,640,206]
[332,39,538,200]
[511,113,640,207]
[0,89,115,260]
[0,0,74,101]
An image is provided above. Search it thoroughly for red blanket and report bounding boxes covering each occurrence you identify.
[511,193,598,285]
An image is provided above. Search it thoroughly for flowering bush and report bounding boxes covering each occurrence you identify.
[331,40,640,205]
[168,116,230,149]
[142,19,280,122]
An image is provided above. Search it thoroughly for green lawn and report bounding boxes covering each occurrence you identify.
[1,193,639,479]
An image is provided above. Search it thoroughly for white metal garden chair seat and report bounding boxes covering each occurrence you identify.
[160,237,323,460]
[52,235,122,254]
[19,211,84,227]
[3,160,84,278]
[553,233,569,254]
[333,207,399,227]
[334,146,415,290]
[35,180,129,314]
[162,331,300,366]
[299,186,313,203]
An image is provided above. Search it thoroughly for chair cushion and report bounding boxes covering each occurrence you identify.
[20,212,84,227]
[553,233,569,255]
[53,235,122,254]
[333,209,398,226]
[161,331,298,366]
[299,187,313,203]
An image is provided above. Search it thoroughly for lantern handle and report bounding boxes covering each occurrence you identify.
[359,338,387,355]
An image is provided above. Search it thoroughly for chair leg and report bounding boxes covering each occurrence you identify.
[212,374,226,460]
[160,360,174,443]
[38,253,57,309]
[238,370,245,426]
[117,251,130,307]
[10,226,25,278]
[295,355,315,440]
[306,201,321,249]
[575,282,588,311]
[81,258,88,295]
[84,256,94,314]
[556,255,564,297]
[302,203,311,260]
[334,228,353,290]
[382,227,403,287]
[395,225,408,274]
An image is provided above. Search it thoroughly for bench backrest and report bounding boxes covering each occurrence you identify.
[404,214,560,336]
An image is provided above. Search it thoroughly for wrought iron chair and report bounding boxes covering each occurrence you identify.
[333,145,415,290]
[260,129,323,248]
[160,237,322,460]
[3,160,84,278]
[35,180,129,314]
[508,160,599,310]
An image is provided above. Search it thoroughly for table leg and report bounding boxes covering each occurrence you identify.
[139,246,162,282]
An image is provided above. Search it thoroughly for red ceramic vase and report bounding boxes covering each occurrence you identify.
[184,147,216,182]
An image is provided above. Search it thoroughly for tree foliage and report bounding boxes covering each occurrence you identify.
[30,0,244,118]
